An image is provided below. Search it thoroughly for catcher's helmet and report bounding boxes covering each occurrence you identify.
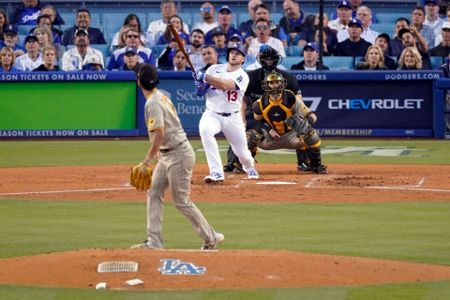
[256,45,282,71]
[262,72,287,97]
[226,43,246,62]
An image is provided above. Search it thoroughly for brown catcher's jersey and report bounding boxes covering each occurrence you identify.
[253,89,311,135]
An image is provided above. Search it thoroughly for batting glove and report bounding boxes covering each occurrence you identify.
[192,70,206,82]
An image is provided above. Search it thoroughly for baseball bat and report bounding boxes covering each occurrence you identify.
[167,24,196,71]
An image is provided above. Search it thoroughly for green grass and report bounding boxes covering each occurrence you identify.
[0,139,449,167]
[1,280,450,300]
[1,200,449,265]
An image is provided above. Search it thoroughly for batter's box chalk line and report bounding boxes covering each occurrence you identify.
[97,261,139,273]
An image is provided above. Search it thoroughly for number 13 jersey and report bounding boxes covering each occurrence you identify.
[204,63,249,113]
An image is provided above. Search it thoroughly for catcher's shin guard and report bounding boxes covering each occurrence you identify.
[224,146,239,172]
[306,147,328,174]
[296,148,310,171]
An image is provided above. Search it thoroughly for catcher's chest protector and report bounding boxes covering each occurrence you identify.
[261,92,296,134]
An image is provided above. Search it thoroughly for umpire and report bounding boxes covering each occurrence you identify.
[224,45,311,172]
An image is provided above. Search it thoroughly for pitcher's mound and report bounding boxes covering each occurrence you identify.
[1,249,450,290]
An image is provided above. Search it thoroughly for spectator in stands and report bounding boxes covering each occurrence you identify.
[328,0,353,33]
[374,33,397,70]
[355,45,387,70]
[389,17,410,57]
[33,44,58,71]
[209,27,227,63]
[119,46,141,73]
[39,5,64,37]
[411,6,436,49]
[291,42,329,70]
[62,28,104,71]
[82,55,104,71]
[146,0,189,45]
[157,15,189,45]
[193,2,218,35]
[111,14,150,52]
[247,18,286,60]
[337,6,378,44]
[244,3,288,46]
[424,0,445,39]
[14,34,43,71]
[311,27,336,56]
[29,14,62,45]
[108,27,155,70]
[200,45,218,71]
[11,0,64,26]
[0,25,26,57]
[0,46,19,72]
[398,27,431,69]
[205,6,241,45]
[62,8,106,46]
[187,29,206,70]
[279,0,306,46]
[238,0,262,38]
[0,9,8,42]
[228,33,243,47]
[398,46,423,70]
[430,21,450,57]
[447,7,450,21]
[171,49,190,71]
[334,18,371,57]
[439,55,450,76]
[33,25,52,49]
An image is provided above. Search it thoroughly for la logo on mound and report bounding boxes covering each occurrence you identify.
[158,259,206,275]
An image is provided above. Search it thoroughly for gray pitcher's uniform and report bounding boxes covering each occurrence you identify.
[144,89,218,248]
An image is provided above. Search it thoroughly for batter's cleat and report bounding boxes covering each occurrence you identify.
[130,240,160,249]
[204,172,225,183]
[297,163,311,172]
[311,164,328,174]
[247,168,259,180]
[201,232,225,250]
[232,162,245,174]
[223,164,234,172]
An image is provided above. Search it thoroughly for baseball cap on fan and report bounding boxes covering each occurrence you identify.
[442,21,450,31]
[424,0,440,5]
[303,42,319,52]
[74,27,88,37]
[125,46,138,56]
[4,24,18,35]
[218,5,232,14]
[337,0,352,9]
[24,33,38,43]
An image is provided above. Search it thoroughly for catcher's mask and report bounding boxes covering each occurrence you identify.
[262,72,287,97]
[256,45,282,71]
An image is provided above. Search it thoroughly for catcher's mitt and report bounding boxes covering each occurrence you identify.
[285,113,312,136]
[130,162,153,191]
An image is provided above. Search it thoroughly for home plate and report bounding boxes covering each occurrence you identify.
[256,181,297,185]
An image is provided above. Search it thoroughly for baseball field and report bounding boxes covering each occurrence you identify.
[0,138,449,299]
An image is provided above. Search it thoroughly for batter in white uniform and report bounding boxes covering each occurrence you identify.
[193,44,259,183]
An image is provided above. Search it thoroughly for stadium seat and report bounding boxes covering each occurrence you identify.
[371,23,394,36]
[287,45,304,56]
[151,44,167,57]
[178,12,192,29]
[18,25,34,35]
[376,12,407,24]
[91,44,110,58]
[430,56,444,69]
[281,56,300,69]
[322,56,355,70]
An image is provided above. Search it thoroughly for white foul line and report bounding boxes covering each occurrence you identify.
[0,187,134,196]
[366,186,450,193]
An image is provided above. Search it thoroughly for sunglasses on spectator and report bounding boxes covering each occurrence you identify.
[127,34,139,39]
[256,25,269,30]
[200,7,212,12]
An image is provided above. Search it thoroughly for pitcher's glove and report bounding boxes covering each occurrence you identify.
[130,162,152,191]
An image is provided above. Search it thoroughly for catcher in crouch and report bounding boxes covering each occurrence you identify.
[248,72,328,174]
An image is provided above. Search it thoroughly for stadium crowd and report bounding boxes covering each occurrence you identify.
[0,0,450,73]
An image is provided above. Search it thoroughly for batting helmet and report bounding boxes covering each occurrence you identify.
[256,45,282,71]
[138,64,159,91]
[261,72,287,97]
[226,43,246,62]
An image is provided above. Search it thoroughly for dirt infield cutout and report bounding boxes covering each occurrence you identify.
[1,249,450,290]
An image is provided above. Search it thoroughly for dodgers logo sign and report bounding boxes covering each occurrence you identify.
[158,259,206,275]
